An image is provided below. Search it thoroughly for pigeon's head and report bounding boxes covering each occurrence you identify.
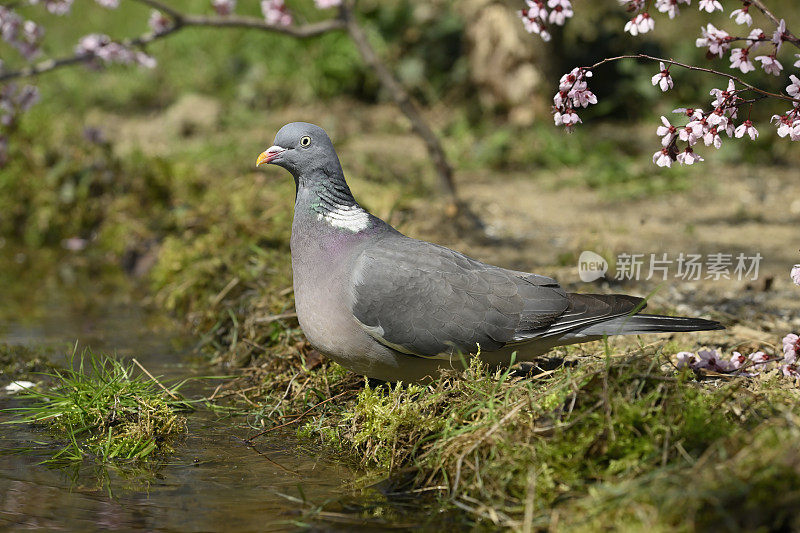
[256,122,341,179]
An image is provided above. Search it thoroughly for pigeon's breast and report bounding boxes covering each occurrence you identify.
[290,218,385,370]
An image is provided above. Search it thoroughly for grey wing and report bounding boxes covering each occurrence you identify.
[350,237,570,358]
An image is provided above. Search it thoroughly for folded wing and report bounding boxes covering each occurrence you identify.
[351,237,570,357]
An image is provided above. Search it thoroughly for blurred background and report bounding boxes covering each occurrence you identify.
[1,0,799,360]
[2,3,800,528]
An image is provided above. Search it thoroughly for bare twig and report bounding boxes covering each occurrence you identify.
[0,13,344,83]
[235,436,300,475]
[245,389,352,441]
[211,276,240,308]
[181,14,346,37]
[129,0,347,36]
[132,357,180,400]
[341,4,457,201]
[252,311,298,324]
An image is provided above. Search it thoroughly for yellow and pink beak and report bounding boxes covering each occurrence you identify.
[256,146,286,167]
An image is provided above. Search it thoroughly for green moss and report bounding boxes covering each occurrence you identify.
[252,348,800,530]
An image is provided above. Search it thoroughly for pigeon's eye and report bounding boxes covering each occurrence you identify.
[300,136,312,147]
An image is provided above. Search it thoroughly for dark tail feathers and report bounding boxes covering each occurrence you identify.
[576,313,724,337]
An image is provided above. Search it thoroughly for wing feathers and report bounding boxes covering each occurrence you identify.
[351,236,570,356]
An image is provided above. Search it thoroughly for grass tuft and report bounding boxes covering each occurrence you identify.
[5,347,190,463]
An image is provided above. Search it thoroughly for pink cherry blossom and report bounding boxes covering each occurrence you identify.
[698,0,723,13]
[211,0,236,16]
[525,0,548,19]
[795,54,800,68]
[674,107,704,120]
[787,75,800,98]
[707,108,734,136]
[95,0,119,8]
[656,116,677,146]
[730,48,755,73]
[518,3,552,41]
[755,55,783,76]
[772,19,787,52]
[791,265,800,286]
[677,146,705,165]
[679,124,700,145]
[651,62,674,92]
[677,147,704,164]
[746,28,766,49]
[75,34,156,69]
[262,0,292,27]
[730,351,748,369]
[730,6,752,26]
[771,113,800,140]
[696,24,731,58]
[653,147,673,167]
[625,13,654,36]
[559,67,591,90]
[686,116,709,133]
[707,107,728,126]
[554,109,581,130]
[655,0,682,19]
[521,18,551,41]
[710,80,736,107]
[552,68,596,131]
[148,10,171,34]
[29,0,74,15]
[749,351,769,364]
[696,348,724,370]
[782,364,799,377]
[547,0,573,26]
[314,0,341,8]
[0,84,39,128]
[0,7,44,60]
[76,33,110,55]
[784,333,800,363]
[703,126,722,148]
[572,88,597,108]
[734,120,758,140]
[676,351,697,368]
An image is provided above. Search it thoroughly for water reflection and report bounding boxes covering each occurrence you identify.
[0,252,360,531]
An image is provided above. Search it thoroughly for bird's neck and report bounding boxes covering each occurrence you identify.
[295,173,372,233]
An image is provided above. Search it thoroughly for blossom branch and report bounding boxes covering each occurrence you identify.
[0,24,181,82]
[588,54,799,104]
[749,0,800,48]
[341,3,456,200]
[179,15,345,36]
[128,0,347,37]
[0,14,344,83]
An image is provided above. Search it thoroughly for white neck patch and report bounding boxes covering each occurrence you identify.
[317,203,370,232]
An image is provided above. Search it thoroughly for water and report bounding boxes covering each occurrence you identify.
[0,253,368,531]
